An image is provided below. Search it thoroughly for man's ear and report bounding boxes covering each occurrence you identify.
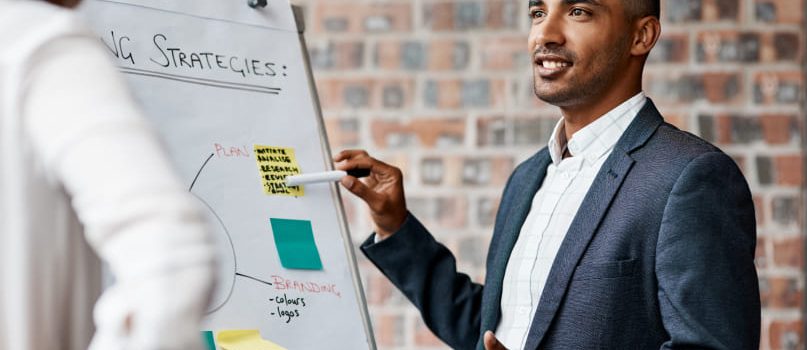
[631,16,661,57]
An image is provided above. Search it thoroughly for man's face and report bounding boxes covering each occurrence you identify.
[528,0,634,107]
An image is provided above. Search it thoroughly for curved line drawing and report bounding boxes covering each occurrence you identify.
[189,153,237,314]
[189,153,214,191]
[193,193,239,314]
[189,152,275,314]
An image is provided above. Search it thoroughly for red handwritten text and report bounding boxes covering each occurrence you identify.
[214,143,251,158]
[271,275,341,298]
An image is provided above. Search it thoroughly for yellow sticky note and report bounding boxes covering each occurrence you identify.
[216,330,286,350]
[254,145,304,197]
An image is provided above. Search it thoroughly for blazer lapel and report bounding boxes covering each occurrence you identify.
[479,149,552,342]
[523,99,664,349]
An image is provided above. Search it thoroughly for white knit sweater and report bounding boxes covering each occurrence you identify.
[0,1,215,349]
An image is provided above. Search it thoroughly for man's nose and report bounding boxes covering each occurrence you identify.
[530,13,566,49]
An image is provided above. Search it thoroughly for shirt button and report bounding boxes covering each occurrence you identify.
[518,306,530,314]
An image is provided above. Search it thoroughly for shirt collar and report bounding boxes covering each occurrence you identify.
[548,92,647,165]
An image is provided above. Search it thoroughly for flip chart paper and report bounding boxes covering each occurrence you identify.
[79,1,374,349]
[216,330,286,350]
[270,218,323,270]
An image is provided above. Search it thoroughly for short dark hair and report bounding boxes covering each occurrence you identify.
[626,0,660,19]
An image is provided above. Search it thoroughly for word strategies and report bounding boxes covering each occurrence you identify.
[100,30,289,80]
[254,145,303,196]
[268,293,307,324]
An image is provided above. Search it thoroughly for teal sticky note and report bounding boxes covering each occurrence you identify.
[201,330,216,350]
[270,218,323,270]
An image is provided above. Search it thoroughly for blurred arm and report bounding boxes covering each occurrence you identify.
[23,35,215,350]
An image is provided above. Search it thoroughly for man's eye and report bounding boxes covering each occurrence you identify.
[571,8,587,16]
[530,9,546,19]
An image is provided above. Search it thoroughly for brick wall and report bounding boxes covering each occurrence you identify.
[293,0,806,349]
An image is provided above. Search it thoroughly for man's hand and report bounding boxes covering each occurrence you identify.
[334,150,407,239]
[484,331,508,350]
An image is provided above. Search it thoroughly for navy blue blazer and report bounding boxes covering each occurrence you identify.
[362,100,760,349]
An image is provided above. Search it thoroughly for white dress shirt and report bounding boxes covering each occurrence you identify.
[495,93,647,349]
[0,2,215,349]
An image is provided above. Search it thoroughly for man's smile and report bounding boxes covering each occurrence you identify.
[534,54,573,78]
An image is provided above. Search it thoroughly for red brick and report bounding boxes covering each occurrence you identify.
[754,0,804,24]
[754,195,765,226]
[480,36,528,70]
[422,2,455,30]
[714,115,732,144]
[422,1,521,31]
[760,115,800,144]
[371,118,466,149]
[406,195,469,229]
[428,39,471,70]
[308,40,365,70]
[316,78,415,110]
[755,235,767,268]
[425,156,514,187]
[702,0,743,22]
[696,31,760,63]
[702,73,743,104]
[644,72,743,104]
[753,71,804,105]
[375,39,472,71]
[374,41,403,70]
[485,0,521,29]
[365,274,395,306]
[324,117,360,149]
[312,3,412,33]
[768,319,804,350]
[339,190,359,229]
[761,277,803,309]
[649,33,690,63]
[773,236,804,269]
[424,78,507,109]
[664,112,689,131]
[663,0,742,23]
[774,155,804,186]
[373,313,406,347]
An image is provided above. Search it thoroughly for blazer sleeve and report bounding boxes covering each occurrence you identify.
[655,152,760,349]
[361,214,483,350]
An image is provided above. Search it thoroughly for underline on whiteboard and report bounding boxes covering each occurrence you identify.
[120,67,280,91]
[236,272,274,286]
[118,67,281,95]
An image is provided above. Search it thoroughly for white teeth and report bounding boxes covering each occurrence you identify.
[541,60,569,69]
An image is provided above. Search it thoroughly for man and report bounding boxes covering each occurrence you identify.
[335,0,760,349]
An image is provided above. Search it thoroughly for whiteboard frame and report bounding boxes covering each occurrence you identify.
[292,5,378,350]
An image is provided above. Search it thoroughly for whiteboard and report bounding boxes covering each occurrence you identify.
[78,1,375,349]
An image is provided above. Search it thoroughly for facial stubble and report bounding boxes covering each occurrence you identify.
[533,34,633,107]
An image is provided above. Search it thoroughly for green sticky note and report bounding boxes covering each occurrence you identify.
[202,330,216,350]
[270,218,323,270]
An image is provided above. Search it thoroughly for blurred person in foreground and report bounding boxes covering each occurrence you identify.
[336,0,760,349]
[0,0,215,349]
